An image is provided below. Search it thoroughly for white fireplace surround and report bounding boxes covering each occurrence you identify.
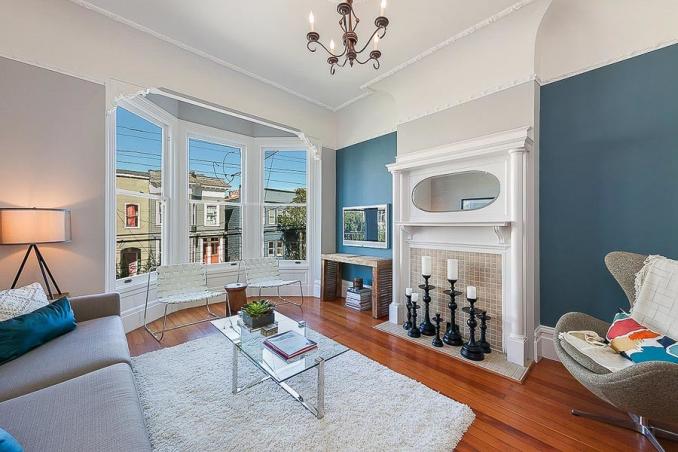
[386,127,535,366]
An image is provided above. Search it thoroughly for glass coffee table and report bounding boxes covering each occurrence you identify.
[211,312,348,419]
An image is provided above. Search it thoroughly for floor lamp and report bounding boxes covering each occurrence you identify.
[0,208,71,299]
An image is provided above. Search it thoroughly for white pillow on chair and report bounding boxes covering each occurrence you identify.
[0,282,49,322]
[633,255,678,339]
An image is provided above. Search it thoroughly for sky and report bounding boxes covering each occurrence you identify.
[116,107,307,194]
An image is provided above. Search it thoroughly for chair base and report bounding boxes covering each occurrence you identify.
[572,409,678,452]
[144,300,228,342]
[255,282,305,309]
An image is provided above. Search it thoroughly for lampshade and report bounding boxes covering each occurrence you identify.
[0,208,71,245]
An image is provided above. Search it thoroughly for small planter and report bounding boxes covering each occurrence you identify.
[242,309,275,330]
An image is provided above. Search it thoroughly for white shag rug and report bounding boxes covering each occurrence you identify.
[132,334,475,452]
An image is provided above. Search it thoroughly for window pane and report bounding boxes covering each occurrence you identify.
[189,203,241,263]
[263,150,306,204]
[115,194,161,279]
[115,107,163,281]
[189,138,241,202]
[116,108,162,195]
[263,206,306,260]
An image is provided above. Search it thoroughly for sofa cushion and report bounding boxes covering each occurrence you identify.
[0,315,130,402]
[0,363,151,452]
[0,297,76,365]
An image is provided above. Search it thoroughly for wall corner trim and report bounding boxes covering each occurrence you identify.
[534,325,558,362]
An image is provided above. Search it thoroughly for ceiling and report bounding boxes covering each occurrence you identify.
[73,0,519,110]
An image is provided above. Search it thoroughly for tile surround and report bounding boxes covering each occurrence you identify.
[409,247,503,350]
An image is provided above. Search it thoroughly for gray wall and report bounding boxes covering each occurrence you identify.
[0,57,106,295]
[146,93,296,138]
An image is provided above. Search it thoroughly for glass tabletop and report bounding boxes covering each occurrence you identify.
[212,312,349,383]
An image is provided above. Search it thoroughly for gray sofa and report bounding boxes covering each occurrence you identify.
[0,293,152,451]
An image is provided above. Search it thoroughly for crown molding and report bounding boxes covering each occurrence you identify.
[69,0,337,111]
[540,38,678,86]
[359,0,537,91]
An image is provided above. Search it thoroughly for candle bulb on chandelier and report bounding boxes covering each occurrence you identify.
[330,39,335,52]
[380,0,387,16]
[308,11,315,32]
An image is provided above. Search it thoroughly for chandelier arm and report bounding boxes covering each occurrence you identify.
[355,54,375,65]
[308,40,346,59]
[336,57,349,68]
[354,26,386,55]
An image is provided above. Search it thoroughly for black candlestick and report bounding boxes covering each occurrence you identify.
[461,297,484,361]
[477,310,492,354]
[442,280,463,346]
[432,313,443,347]
[418,275,436,336]
[403,294,413,330]
[407,301,421,338]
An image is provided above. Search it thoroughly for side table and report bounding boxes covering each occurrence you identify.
[225,282,248,315]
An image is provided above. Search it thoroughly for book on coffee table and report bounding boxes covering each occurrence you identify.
[263,330,318,360]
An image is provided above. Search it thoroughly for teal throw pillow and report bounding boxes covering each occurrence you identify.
[0,297,76,365]
[0,427,23,452]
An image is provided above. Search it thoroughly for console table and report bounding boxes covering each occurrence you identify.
[320,253,392,318]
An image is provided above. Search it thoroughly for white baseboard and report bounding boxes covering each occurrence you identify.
[534,325,558,362]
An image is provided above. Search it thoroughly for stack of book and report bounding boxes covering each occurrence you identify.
[345,287,372,311]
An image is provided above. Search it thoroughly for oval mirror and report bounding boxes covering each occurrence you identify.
[412,171,500,212]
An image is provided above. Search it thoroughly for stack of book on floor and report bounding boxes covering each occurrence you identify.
[345,287,371,311]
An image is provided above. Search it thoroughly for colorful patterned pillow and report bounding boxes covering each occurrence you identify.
[606,312,678,364]
[0,283,49,322]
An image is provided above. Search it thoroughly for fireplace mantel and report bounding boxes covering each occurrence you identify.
[387,127,535,366]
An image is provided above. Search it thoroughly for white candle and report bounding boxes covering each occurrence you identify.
[373,35,379,51]
[405,287,412,296]
[467,286,477,300]
[411,293,419,302]
[380,0,387,16]
[330,39,335,52]
[447,259,458,280]
[421,256,432,276]
[308,11,315,32]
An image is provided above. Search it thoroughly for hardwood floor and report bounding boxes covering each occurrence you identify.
[127,297,677,452]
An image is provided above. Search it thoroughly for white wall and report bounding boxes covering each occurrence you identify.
[397,82,537,155]
[536,0,678,83]
[0,0,336,148]
[0,57,106,296]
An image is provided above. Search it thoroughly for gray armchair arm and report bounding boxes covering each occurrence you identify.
[68,292,121,322]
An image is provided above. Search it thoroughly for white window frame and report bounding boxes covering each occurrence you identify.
[260,143,310,263]
[124,202,141,229]
[267,208,276,225]
[184,124,247,268]
[203,204,219,226]
[109,97,175,289]
[155,200,163,226]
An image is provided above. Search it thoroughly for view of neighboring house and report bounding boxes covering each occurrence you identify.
[116,170,306,278]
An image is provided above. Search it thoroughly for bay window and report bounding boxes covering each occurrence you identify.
[263,149,308,261]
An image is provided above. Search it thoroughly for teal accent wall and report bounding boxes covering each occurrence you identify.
[336,133,396,285]
[540,44,678,327]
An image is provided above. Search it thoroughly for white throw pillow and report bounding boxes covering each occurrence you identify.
[632,255,678,339]
[0,282,49,322]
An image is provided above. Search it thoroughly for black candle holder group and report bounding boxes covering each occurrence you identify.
[403,277,492,362]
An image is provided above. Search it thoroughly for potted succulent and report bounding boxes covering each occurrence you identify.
[241,299,275,329]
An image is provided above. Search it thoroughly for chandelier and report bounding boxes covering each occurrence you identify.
[306,0,389,75]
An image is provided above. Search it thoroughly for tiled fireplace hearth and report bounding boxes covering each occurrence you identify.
[409,248,503,350]
[386,127,537,367]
